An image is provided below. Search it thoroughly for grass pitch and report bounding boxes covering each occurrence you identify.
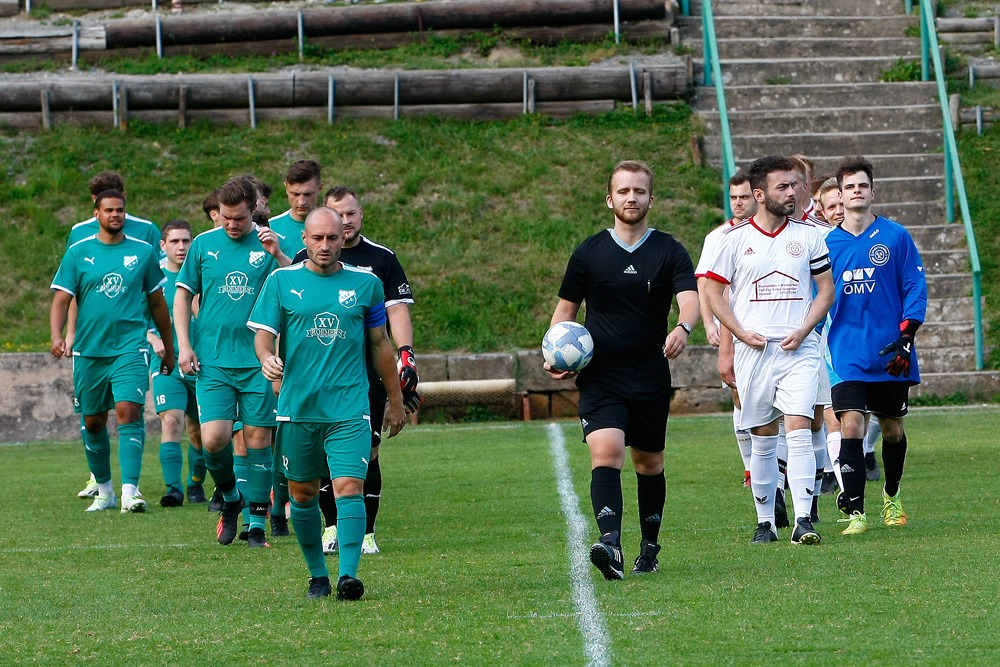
[2,408,1000,664]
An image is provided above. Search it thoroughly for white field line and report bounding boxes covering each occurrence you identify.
[547,422,611,667]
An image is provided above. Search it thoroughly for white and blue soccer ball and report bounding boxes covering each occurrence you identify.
[542,321,594,372]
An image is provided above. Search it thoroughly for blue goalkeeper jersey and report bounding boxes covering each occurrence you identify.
[826,216,927,385]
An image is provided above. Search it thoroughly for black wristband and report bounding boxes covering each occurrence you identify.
[900,319,921,338]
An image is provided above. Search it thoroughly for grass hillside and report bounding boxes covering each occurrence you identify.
[0,105,723,353]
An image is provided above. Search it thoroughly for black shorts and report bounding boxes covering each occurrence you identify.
[368,391,386,449]
[831,381,910,419]
[576,355,672,453]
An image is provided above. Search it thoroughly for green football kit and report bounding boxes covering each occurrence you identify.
[175,224,288,533]
[248,261,387,582]
[68,213,163,259]
[51,234,165,487]
[267,210,305,255]
[152,265,205,494]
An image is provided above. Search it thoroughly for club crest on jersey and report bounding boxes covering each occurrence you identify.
[869,244,890,266]
[785,241,804,258]
[249,250,266,268]
[338,289,357,308]
[220,271,253,301]
[98,273,126,298]
[123,255,139,270]
[307,312,347,345]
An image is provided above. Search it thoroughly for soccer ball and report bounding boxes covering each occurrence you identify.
[542,321,594,372]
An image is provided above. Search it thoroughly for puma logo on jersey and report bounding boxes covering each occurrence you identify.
[290,289,304,299]
[744,247,756,255]
[623,265,637,275]
[84,257,95,264]
[207,251,220,260]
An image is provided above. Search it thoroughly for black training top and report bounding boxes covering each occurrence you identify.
[558,228,696,366]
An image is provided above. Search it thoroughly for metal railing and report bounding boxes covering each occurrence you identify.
[684,0,736,217]
[912,0,985,369]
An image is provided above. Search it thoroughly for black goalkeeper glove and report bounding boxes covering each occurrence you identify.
[402,389,423,414]
[879,319,921,378]
[397,346,419,392]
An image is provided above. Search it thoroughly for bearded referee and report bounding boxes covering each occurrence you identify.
[545,160,699,580]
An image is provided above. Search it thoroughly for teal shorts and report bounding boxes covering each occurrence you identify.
[196,365,276,427]
[152,369,198,419]
[275,418,371,482]
[72,349,150,416]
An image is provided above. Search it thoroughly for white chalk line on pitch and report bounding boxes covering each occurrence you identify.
[0,542,194,554]
[507,610,662,621]
[547,422,612,667]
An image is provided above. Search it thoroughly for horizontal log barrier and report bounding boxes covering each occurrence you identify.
[103,0,666,48]
[2,1,671,61]
[0,63,688,112]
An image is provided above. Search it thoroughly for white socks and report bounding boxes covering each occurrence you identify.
[785,428,817,520]
[750,434,778,526]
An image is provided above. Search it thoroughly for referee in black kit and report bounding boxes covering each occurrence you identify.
[545,160,699,580]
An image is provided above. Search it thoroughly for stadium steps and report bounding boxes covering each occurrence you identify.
[681,1,991,390]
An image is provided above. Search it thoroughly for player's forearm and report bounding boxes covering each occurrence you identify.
[254,330,277,365]
[149,295,175,360]
[274,250,291,267]
[371,329,404,403]
[705,282,744,338]
[801,273,835,333]
[697,279,715,330]
[386,303,414,349]
[550,299,581,327]
[49,293,70,341]
[173,290,194,350]
[676,290,700,328]
[66,297,78,339]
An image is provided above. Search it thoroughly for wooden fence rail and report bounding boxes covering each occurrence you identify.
[0,60,690,130]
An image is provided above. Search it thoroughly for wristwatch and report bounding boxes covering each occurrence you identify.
[676,322,692,335]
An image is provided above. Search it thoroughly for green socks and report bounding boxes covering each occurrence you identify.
[116,421,145,487]
[188,444,206,487]
[336,495,366,579]
[246,447,272,531]
[234,453,250,523]
[290,497,328,579]
[203,440,237,499]
[82,426,112,484]
[159,441,183,493]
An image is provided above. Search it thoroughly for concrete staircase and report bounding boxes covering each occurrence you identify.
[680,0,999,398]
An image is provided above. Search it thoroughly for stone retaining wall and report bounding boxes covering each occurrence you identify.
[0,349,729,442]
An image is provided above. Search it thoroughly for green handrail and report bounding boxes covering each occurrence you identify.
[915,0,985,369]
[701,0,736,218]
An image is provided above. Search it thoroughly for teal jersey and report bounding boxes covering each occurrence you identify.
[248,263,387,422]
[51,235,165,357]
[176,226,281,368]
[68,213,164,259]
[268,210,305,255]
[160,264,197,361]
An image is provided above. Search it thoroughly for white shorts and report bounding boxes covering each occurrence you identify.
[734,333,821,430]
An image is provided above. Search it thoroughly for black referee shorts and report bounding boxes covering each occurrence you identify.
[368,388,387,449]
[576,355,673,453]
[831,380,910,419]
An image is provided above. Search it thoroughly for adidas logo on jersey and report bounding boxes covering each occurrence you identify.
[623,265,637,275]
[744,247,756,255]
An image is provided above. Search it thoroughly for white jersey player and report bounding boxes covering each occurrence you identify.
[704,155,834,546]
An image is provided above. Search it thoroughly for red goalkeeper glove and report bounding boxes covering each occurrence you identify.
[397,346,419,391]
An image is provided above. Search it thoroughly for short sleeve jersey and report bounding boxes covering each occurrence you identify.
[51,235,165,357]
[68,213,163,260]
[292,235,414,397]
[825,216,928,384]
[705,216,831,340]
[176,226,280,368]
[558,228,697,365]
[248,263,387,422]
[268,210,305,255]
[694,218,741,277]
